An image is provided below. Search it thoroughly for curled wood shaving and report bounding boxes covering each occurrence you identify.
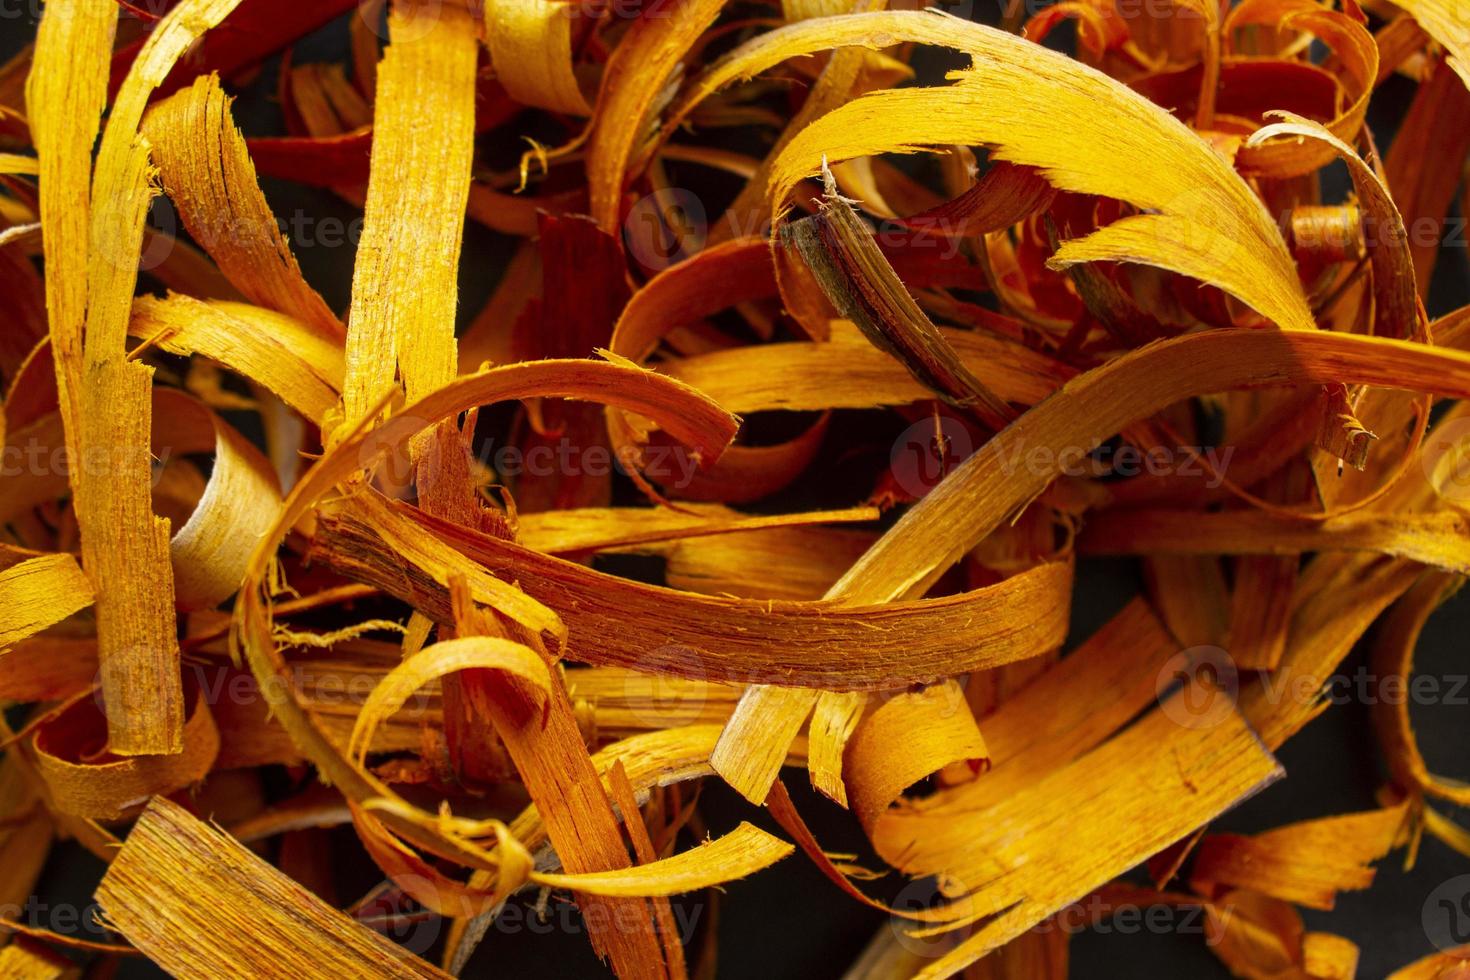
[96,796,452,978]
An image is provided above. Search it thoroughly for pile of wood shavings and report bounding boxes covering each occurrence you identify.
[0,0,1469,975]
